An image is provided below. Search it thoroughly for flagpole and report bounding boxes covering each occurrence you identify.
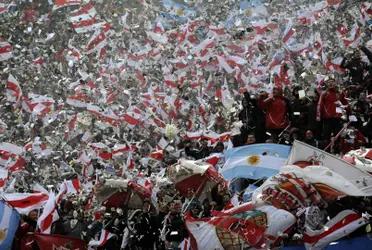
[323,121,351,152]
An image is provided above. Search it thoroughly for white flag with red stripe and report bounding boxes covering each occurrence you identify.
[22,94,55,117]
[4,192,49,215]
[37,192,59,234]
[6,74,22,103]
[85,24,110,54]
[0,41,12,61]
[304,210,368,250]
[64,114,78,140]
[282,19,295,44]
[64,178,81,194]
[0,142,26,173]
[53,0,81,10]
[69,2,104,33]
[88,229,114,247]
[87,104,121,126]
[122,111,143,126]
[179,237,191,250]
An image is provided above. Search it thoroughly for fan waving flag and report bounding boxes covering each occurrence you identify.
[0,200,20,250]
[220,144,291,180]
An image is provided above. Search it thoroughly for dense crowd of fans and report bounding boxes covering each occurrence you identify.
[0,0,371,249]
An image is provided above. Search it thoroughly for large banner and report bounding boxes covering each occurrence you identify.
[287,140,372,196]
[22,233,87,250]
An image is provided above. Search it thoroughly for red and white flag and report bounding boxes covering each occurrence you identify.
[88,229,114,247]
[0,41,12,61]
[66,92,92,108]
[282,19,295,44]
[125,151,135,170]
[6,74,22,103]
[4,192,49,215]
[89,142,112,161]
[217,55,234,74]
[87,104,121,126]
[342,23,361,48]
[24,138,52,158]
[53,0,82,11]
[69,2,104,33]
[64,114,78,140]
[360,2,372,24]
[22,94,55,117]
[0,168,8,189]
[66,45,82,63]
[179,237,191,250]
[0,4,7,15]
[146,21,168,44]
[37,192,59,234]
[304,210,367,250]
[64,178,81,194]
[0,142,26,173]
[85,24,110,54]
[122,111,143,126]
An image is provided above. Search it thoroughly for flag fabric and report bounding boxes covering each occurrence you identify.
[22,94,55,117]
[87,104,121,126]
[37,192,59,234]
[64,178,81,194]
[69,2,104,33]
[24,138,52,158]
[53,0,82,11]
[0,142,26,173]
[282,19,295,44]
[85,24,110,54]
[287,140,372,196]
[6,74,22,103]
[22,233,87,250]
[4,192,49,214]
[179,237,191,250]
[0,41,12,61]
[88,229,114,247]
[0,168,8,189]
[304,210,368,250]
[185,203,295,249]
[284,235,372,250]
[220,144,291,180]
[343,148,372,174]
[167,159,226,198]
[0,200,20,249]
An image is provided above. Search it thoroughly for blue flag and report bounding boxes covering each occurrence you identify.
[220,143,291,180]
[0,200,20,249]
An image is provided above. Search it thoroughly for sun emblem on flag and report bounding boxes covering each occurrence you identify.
[247,155,260,165]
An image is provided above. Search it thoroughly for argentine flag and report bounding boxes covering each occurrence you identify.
[220,143,291,180]
[0,200,20,249]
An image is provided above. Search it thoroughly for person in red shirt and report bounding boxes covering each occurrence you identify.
[316,77,349,140]
[258,87,291,141]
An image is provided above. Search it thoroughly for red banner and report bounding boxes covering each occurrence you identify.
[22,233,87,250]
